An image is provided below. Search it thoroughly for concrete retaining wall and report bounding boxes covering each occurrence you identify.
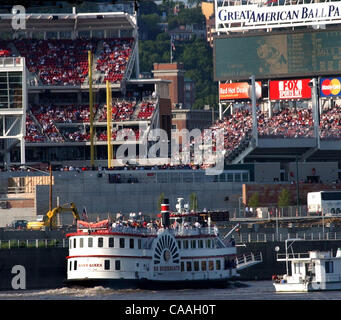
[35,171,243,221]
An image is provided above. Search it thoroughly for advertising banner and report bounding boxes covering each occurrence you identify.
[216,1,341,31]
[269,79,311,100]
[219,82,262,100]
[320,77,341,97]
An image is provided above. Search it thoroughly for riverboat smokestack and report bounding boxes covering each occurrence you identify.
[161,199,170,228]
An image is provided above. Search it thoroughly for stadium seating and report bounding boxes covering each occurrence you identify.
[137,101,156,120]
[14,39,93,86]
[98,100,137,122]
[11,37,133,86]
[207,107,315,156]
[25,114,46,142]
[96,38,134,83]
[320,106,341,139]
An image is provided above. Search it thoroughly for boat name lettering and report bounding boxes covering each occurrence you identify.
[78,263,103,268]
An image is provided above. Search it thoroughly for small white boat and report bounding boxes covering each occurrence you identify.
[273,238,341,292]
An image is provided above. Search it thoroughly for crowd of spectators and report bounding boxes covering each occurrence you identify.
[96,37,134,83]
[29,105,64,142]
[14,39,94,86]
[137,101,156,120]
[30,104,94,124]
[97,100,137,122]
[320,106,341,140]
[258,107,314,138]
[7,37,133,86]
[25,114,46,142]
[206,107,315,156]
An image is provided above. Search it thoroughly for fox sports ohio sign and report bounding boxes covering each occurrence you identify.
[215,1,341,31]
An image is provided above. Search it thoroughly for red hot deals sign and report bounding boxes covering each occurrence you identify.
[219,82,262,100]
[269,79,312,100]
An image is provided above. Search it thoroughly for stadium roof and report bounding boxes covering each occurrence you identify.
[0,11,136,32]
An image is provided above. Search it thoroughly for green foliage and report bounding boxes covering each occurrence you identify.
[139,37,218,110]
[278,189,291,207]
[138,13,162,41]
[248,192,259,209]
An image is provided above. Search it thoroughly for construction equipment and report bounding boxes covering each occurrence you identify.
[26,202,80,231]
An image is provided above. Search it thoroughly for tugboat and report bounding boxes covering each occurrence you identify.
[273,238,341,292]
[65,198,242,289]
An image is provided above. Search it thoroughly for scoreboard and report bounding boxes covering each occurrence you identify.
[214,27,341,81]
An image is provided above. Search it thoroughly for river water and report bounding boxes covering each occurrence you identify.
[0,280,341,300]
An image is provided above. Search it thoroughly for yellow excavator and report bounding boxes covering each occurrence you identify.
[26,202,80,231]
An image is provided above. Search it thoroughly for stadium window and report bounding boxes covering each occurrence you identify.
[73,238,76,248]
[98,237,103,248]
[209,261,214,270]
[120,238,125,248]
[186,261,192,271]
[88,237,93,248]
[104,260,110,270]
[216,260,221,270]
[181,262,184,272]
[69,261,72,271]
[206,239,211,248]
[194,261,199,271]
[138,239,142,249]
[79,238,83,248]
[177,240,182,249]
[201,261,207,271]
[74,260,77,271]
[130,238,134,249]
[191,240,196,249]
[69,239,72,249]
[109,237,114,248]
[115,260,121,271]
[198,240,203,248]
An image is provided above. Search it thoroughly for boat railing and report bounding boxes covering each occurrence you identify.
[109,226,158,236]
[276,252,310,260]
[164,227,219,237]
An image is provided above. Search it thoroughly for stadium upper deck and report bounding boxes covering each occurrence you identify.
[0,4,169,167]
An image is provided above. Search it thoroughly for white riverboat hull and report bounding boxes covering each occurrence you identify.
[274,282,309,292]
[274,281,341,292]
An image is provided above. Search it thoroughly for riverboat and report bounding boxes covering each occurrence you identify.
[273,239,341,292]
[65,198,244,289]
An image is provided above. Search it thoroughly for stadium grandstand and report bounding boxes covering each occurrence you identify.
[0,1,171,169]
[210,0,341,165]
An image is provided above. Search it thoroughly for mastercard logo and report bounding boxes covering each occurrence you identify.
[321,78,341,96]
